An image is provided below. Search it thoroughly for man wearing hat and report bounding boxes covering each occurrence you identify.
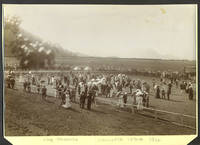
[105,83,112,98]
[117,91,124,108]
[155,85,160,99]
[123,92,128,107]
[188,83,193,100]
[87,85,94,110]
[37,82,41,94]
[41,85,47,100]
[142,91,149,107]
[80,82,87,109]
[167,82,172,100]
[70,85,76,103]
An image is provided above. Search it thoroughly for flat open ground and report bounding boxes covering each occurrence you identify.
[15,74,197,116]
[119,75,196,116]
[5,87,196,136]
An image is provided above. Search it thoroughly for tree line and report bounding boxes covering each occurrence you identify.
[4,15,55,70]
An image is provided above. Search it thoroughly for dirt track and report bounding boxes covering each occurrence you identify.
[4,88,195,136]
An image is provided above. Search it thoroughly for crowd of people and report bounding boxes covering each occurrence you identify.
[7,69,195,111]
[17,71,152,110]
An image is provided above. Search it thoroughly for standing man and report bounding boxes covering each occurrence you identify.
[117,91,124,108]
[80,82,87,109]
[41,85,47,100]
[188,84,194,100]
[37,82,41,94]
[161,87,166,99]
[71,86,76,103]
[123,92,128,107]
[47,75,50,85]
[105,83,111,98]
[92,83,99,106]
[175,79,179,88]
[87,86,93,110]
[129,80,133,94]
[80,91,85,108]
[152,79,156,89]
[167,82,172,100]
[155,85,160,99]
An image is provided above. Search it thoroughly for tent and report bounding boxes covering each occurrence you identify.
[84,66,92,71]
[73,66,81,71]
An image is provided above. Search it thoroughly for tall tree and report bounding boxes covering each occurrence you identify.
[4,15,55,70]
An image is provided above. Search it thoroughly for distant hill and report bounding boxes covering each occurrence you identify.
[4,28,87,58]
[4,29,195,64]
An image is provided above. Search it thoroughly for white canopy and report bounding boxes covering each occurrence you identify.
[73,66,81,71]
[84,66,92,71]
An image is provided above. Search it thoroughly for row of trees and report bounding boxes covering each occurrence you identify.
[4,15,55,70]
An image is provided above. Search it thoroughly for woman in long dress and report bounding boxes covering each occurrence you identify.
[19,73,23,83]
[62,91,71,109]
[117,91,124,108]
[136,90,143,110]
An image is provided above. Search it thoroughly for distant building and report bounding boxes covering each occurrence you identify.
[184,66,196,74]
[4,56,20,69]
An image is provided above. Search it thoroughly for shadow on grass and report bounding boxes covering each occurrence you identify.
[90,109,107,114]
[44,99,55,104]
[59,107,81,113]
[68,108,81,113]
[167,99,183,102]
[157,98,183,102]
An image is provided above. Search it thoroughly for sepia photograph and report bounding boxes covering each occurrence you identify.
[3,4,197,137]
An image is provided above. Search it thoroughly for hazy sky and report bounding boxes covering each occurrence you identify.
[3,4,196,60]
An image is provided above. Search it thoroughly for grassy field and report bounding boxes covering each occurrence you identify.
[5,87,196,136]
[13,74,197,116]
[129,75,196,115]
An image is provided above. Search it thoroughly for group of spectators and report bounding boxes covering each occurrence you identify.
[17,71,152,110]
[180,81,194,100]
[8,69,195,112]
